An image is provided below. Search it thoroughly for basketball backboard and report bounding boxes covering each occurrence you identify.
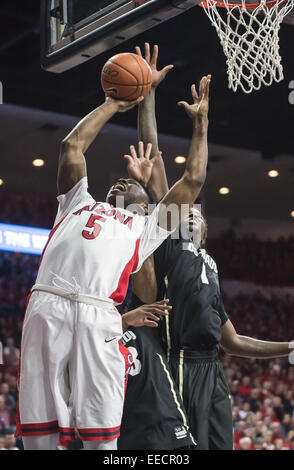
[40,0,198,73]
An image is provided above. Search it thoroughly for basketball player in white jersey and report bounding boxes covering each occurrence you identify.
[16,82,209,450]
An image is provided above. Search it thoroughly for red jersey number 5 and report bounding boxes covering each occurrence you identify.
[82,214,105,240]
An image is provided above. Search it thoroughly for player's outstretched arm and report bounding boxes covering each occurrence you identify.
[158,76,210,230]
[58,96,143,195]
[135,43,173,202]
[220,319,292,359]
[121,299,171,332]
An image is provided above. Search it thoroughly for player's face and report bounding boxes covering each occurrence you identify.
[106,178,149,212]
[186,208,207,246]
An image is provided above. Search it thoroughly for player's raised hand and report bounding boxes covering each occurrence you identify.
[135,43,174,89]
[122,299,172,329]
[124,141,162,187]
[105,95,144,112]
[178,75,211,120]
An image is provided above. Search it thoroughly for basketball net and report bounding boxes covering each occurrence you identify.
[199,0,294,93]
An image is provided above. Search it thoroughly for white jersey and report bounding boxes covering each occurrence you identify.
[35,177,170,304]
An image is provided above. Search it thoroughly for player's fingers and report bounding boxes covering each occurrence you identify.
[177,101,189,110]
[123,154,134,164]
[148,308,169,316]
[135,45,142,57]
[144,307,171,315]
[138,140,144,159]
[143,312,160,321]
[145,142,152,160]
[156,298,170,304]
[151,299,172,307]
[161,64,174,78]
[199,76,206,98]
[145,42,151,64]
[191,83,198,101]
[153,303,172,310]
[205,74,211,99]
[151,44,158,67]
[144,319,158,328]
[130,145,138,160]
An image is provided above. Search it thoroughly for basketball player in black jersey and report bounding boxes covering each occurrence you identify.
[118,44,209,450]
[121,43,294,450]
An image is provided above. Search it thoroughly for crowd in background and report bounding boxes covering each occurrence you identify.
[0,193,56,229]
[208,231,294,286]
[0,194,293,285]
[0,198,293,450]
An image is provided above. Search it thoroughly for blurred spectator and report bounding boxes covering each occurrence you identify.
[0,394,10,428]
[272,396,284,421]
[234,421,246,445]
[4,431,19,450]
[248,389,261,413]
[3,338,19,369]
[281,414,292,436]
[274,438,288,450]
[239,402,251,420]
[253,436,265,450]
[270,422,284,442]
[263,431,275,450]
[238,377,252,398]
[238,437,253,450]
[0,435,6,450]
[0,383,16,414]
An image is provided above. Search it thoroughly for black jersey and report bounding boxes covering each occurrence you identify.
[154,236,228,351]
[118,294,196,450]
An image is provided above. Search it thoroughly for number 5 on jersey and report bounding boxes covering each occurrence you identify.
[82,214,106,239]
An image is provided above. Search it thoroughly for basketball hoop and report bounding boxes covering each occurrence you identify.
[199,0,294,93]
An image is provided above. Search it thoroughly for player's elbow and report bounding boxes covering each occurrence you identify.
[221,346,235,356]
[60,136,83,162]
[221,336,243,356]
[60,136,77,152]
[183,170,206,191]
[220,342,233,355]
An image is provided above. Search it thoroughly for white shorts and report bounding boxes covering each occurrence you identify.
[16,291,132,444]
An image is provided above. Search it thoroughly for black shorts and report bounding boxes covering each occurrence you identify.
[169,348,233,450]
[118,326,196,450]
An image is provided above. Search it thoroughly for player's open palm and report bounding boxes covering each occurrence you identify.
[135,42,174,89]
[124,141,161,186]
[123,300,172,328]
[178,75,211,120]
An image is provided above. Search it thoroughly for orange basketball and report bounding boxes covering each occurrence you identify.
[101,53,152,101]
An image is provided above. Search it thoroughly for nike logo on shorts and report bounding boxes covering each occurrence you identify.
[105,337,117,343]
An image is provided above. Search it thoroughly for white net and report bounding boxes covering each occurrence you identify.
[200,0,294,93]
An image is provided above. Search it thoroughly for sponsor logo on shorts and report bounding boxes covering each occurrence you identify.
[104,337,117,343]
[174,425,187,440]
[121,330,136,345]
[126,346,141,377]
